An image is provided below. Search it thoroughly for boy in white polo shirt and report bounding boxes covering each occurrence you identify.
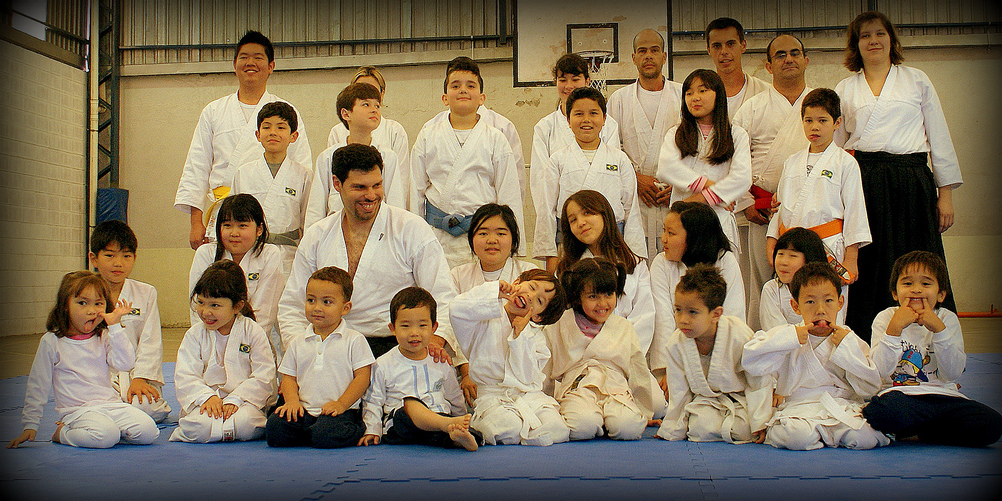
[265,266,375,448]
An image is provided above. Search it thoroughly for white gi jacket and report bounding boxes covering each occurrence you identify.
[304,141,404,230]
[426,106,527,197]
[743,324,882,429]
[173,315,276,415]
[767,142,872,261]
[732,86,812,211]
[531,140,646,260]
[410,114,524,247]
[649,251,746,370]
[278,205,457,351]
[188,243,284,340]
[544,312,660,419]
[607,79,683,259]
[655,315,773,442]
[116,279,164,386]
[22,325,133,431]
[576,249,655,354]
[870,307,966,399]
[726,73,771,120]
[361,348,467,436]
[449,257,539,295]
[174,92,312,236]
[758,279,800,332]
[656,125,753,248]
[835,65,962,189]
[529,107,621,173]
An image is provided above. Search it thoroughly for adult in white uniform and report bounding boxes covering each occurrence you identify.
[607,29,683,261]
[174,31,312,250]
[704,18,770,120]
[279,144,459,361]
[732,34,812,330]
[834,12,962,339]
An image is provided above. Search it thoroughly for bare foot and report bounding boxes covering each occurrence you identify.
[51,422,64,444]
[446,414,477,451]
[448,423,479,451]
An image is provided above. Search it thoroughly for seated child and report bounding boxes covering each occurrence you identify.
[449,203,538,407]
[759,227,832,331]
[89,220,171,422]
[171,260,276,443]
[232,101,313,276]
[742,262,889,450]
[410,56,524,269]
[544,257,660,441]
[450,268,569,446]
[306,82,404,229]
[9,271,158,449]
[863,251,1002,447]
[266,267,375,448]
[656,264,772,443]
[360,287,481,451]
[766,88,869,290]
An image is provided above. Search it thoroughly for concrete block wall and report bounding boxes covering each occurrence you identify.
[0,40,88,336]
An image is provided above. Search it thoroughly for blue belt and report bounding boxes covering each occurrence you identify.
[555,218,625,246]
[425,201,473,237]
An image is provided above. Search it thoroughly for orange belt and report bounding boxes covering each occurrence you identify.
[780,219,843,240]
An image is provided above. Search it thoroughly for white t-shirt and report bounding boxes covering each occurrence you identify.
[637,85,662,128]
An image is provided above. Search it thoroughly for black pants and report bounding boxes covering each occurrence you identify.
[862,391,1002,447]
[265,408,365,448]
[381,398,482,448]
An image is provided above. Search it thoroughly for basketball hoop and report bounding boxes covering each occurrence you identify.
[576,50,615,93]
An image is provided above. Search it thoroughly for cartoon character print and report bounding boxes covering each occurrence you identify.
[890,341,932,386]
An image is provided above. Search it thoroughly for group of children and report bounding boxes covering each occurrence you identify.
[10,30,1002,452]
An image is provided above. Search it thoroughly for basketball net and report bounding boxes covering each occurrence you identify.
[577,50,615,94]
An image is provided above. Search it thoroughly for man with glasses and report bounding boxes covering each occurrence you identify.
[732,34,812,330]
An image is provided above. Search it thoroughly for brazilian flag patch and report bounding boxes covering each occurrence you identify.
[606,164,619,172]
[129,308,141,316]
[247,272,260,281]
[821,170,833,179]
[285,187,296,196]
[239,343,251,353]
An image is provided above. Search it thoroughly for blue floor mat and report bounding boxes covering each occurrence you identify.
[2,358,1001,500]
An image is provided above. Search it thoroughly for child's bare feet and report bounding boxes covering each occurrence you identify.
[447,414,477,451]
[51,422,64,444]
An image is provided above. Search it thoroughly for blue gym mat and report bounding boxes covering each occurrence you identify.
[2,356,1000,500]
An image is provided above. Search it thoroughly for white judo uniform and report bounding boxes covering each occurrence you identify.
[531,140,646,260]
[656,125,753,250]
[174,92,312,240]
[231,154,313,275]
[170,315,276,443]
[410,114,525,269]
[649,251,746,372]
[725,73,771,120]
[767,142,871,264]
[189,243,285,358]
[305,140,405,230]
[22,325,159,448]
[758,278,846,332]
[655,316,772,443]
[278,205,458,354]
[544,312,660,440]
[425,106,527,196]
[111,279,171,422]
[607,79,683,261]
[742,324,890,450]
[733,87,812,330]
[361,348,467,437]
[450,281,569,446]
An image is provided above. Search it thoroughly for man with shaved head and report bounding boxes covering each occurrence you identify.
[732,34,812,330]
[607,29,683,262]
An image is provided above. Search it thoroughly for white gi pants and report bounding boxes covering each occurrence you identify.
[59,402,159,448]
[560,386,645,441]
[738,213,773,331]
[472,388,569,446]
[112,372,172,423]
[169,405,266,443]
